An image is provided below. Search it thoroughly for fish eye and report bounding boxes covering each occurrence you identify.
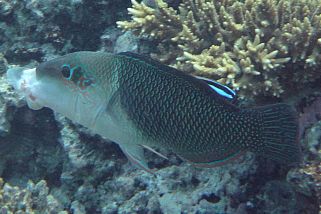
[61,65,71,78]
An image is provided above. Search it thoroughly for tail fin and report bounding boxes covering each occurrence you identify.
[253,103,302,165]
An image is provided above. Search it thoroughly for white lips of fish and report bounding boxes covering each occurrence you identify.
[7,67,44,110]
[7,67,77,115]
[6,67,107,129]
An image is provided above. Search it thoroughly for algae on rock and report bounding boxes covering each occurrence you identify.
[117,0,321,98]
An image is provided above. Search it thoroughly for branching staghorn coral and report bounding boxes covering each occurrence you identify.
[117,0,321,98]
[0,178,66,214]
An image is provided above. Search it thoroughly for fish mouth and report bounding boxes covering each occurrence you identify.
[7,67,44,110]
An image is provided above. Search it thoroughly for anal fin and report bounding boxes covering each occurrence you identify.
[190,151,246,168]
[178,149,246,168]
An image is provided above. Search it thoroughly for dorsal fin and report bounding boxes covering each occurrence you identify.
[117,52,238,106]
[194,76,237,103]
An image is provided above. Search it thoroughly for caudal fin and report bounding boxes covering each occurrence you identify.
[254,103,301,165]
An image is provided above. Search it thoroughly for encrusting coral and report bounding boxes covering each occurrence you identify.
[0,178,67,214]
[117,0,321,98]
[300,162,321,212]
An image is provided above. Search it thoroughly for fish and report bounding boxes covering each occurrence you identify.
[6,51,302,172]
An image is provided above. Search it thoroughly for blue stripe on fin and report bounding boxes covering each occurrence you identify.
[208,84,234,99]
[195,76,236,101]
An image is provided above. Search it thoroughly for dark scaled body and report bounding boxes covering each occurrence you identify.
[115,52,301,166]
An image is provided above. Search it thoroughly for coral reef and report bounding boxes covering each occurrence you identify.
[117,0,321,98]
[301,121,321,212]
[0,0,131,63]
[0,0,319,213]
[255,180,318,214]
[300,162,321,212]
[98,154,258,213]
[298,96,321,137]
[0,178,66,213]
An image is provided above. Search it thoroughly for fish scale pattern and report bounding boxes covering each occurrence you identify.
[116,53,262,163]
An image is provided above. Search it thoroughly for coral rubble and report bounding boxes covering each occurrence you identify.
[117,0,321,98]
[0,178,66,213]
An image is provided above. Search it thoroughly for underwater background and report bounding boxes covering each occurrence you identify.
[0,0,320,213]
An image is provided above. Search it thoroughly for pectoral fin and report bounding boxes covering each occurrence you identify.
[26,96,43,110]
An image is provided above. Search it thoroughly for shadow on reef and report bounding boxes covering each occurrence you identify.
[0,106,64,186]
[240,158,319,214]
